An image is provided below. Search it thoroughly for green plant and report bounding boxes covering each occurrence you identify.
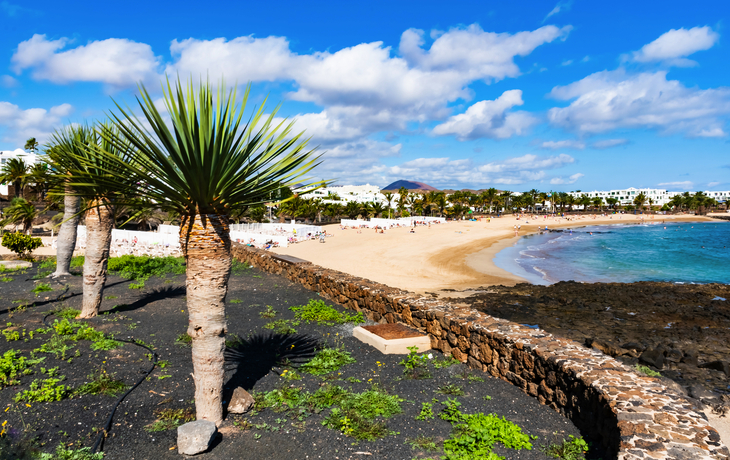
[91,338,122,351]
[1,232,42,258]
[300,347,356,375]
[542,435,589,460]
[38,445,104,460]
[3,328,21,341]
[175,333,192,346]
[416,400,435,420]
[229,299,242,304]
[259,305,278,318]
[433,355,460,369]
[436,384,465,396]
[52,308,80,320]
[144,407,195,432]
[0,350,44,387]
[406,435,439,452]
[14,377,68,402]
[467,374,484,383]
[262,319,299,335]
[31,283,53,296]
[322,387,403,440]
[231,259,250,274]
[289,299,365,325]
[281,369,301,380]
[106,255,186,286]
[438,398,534,460]
[399,346,432,379]
[74,369,127,397]
[635,364,661,377]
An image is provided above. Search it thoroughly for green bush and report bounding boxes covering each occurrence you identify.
[1,232,42,258]
[289,299,365,325]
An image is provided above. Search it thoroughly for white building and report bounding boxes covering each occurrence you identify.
[298,184,390,206]
[569,188,678,207]
[704,191,730,203]
[0,149,39,196]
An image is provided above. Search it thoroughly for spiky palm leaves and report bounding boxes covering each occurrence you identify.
[0,158,29,199]
[1,198,37,233]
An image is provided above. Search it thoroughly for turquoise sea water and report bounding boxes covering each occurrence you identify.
[493,221,730,285]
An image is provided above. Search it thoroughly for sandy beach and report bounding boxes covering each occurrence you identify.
[272,213,715,294]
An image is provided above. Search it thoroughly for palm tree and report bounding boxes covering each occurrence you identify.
[24,138,39,153]
[579,194,591,212]
[397,187,408,216]
[78,79,320,424]
[27,162,51,201]
[592,197,602,212]
[0,158,29,198]
[44,129,87,278]
[370,202,385,218]
[382,192,395,218]
[344,201,361,219]
[480,188,498,215]
[633,193,647,212]
[1,198,37,233]
[435,192,447,217]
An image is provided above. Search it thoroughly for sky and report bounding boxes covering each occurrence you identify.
[0,0,728,192]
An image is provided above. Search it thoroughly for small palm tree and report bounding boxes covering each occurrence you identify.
[1,198,37,233]
[0,158,29,198]
[382,192,394,218]
[24,138,39,153]
[86,79,321,424]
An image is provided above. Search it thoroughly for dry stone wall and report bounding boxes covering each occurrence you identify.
[232,243,729,460]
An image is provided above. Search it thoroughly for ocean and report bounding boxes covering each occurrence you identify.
[493,220,730,285]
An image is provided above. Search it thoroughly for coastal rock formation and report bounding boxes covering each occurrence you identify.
[456,281,730,402]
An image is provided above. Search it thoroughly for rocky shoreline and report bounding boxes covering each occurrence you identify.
[448,281,730,410]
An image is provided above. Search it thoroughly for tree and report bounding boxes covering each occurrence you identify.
[1,198,37,233]
[27,162,51,201]
[633,193,647,211]
[382,192,394,218]
[80,79,320,424]
[49,123,135,319]
[44,128,88,278]
[579,194,591,212]
[606,197,618,210]
[0,158,29,198]
[344,201,361,219]
[370,201,385,218]
[397,187,408,216]
[592,196,603,212]
[24,138,39,153]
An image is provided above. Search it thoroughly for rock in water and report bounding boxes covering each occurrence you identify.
[177,420,216,455]
[227,387,255,414]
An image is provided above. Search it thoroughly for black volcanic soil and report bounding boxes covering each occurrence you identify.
[0,262,587,459]
[450,281,730,404]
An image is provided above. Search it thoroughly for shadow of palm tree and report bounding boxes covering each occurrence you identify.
[104,285,186,314]
[223,332,319,393]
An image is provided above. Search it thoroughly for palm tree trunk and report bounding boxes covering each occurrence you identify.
[79,201,114,318]
[180,213,230,424]
[51,187,80,278]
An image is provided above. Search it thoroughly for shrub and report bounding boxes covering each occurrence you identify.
[289,299,365,325]
[1,232,42,258]
[14,377,68,403]
[300,347,355,375]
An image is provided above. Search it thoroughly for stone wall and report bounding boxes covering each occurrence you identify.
[232,243,729,460]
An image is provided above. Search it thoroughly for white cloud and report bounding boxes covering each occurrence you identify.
[590,138,629,149]
[0,75,17,88]
[550,172,584,184]
[548,69,730,137]
[561,59,573,66]
[543,1,573,22]
[707,181,721,187]
[540,139,585,149]
[0,101,74,144]
[632,26,719,66]
[658,181,694,190]
[432,90,538,140]
[11,34,160,88]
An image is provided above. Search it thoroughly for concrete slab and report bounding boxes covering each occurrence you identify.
[270,254,311,265]
[353,323,431,354]
[0,260,32,270]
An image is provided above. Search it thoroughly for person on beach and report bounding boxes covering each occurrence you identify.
[319,233,325,243]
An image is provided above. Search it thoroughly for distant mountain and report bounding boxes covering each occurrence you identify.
[382,180,438,191]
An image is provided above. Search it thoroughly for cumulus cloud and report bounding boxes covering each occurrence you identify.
[432,90,538,140]
[632,26,719,66]
[0,101,74,144]
[590,138,629,149]
[550,173,584,184]
[543,0,573,22]
[548,69,730,137]
[11,34,160,88]
[540,139,585,149]
[658,181,694,190]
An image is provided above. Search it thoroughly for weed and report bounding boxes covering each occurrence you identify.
[436,384,465,396]
[433,355,460,369]
[31,283,53,296]
[104,295,118,300]
[233,419,253,430]
[406,435,439,452]
[32,270,51,280]
[145,407,195,432]
[259,305,278,318]
[175,333,192,346]
[416,400,436,421]
[91,338,122,351]
[542,435,589,460]
[107,255,185,287]
[0,350,44,387]
[38,445,104,459]
[482,395,492,401]
[52,308,80,320]
[345,377,362,384]
[262,319,299,335]
[14,377,68,403]
[322,387,403,440]
[300,347,356,375]
[2,328,21,341]
[75,369,127,397]
[399,346,432,379]
[157,360,170,369]
[635,364,661,377]
[229,299,242,304]
[289,299,365,325]
[231,259,250,274]
[0,277,11,282]
[281,369,302,381]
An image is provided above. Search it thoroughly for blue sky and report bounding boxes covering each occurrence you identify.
[1,0,728,192]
